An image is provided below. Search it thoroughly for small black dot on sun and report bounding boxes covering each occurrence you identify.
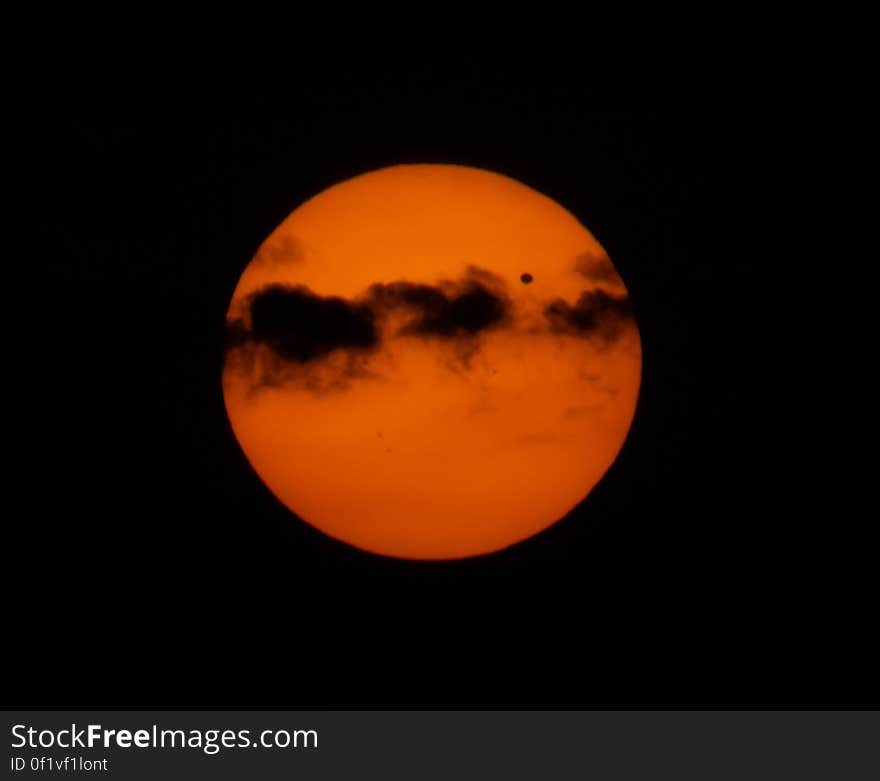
[520,272,533,284]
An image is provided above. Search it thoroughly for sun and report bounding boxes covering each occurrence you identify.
[222,164,641,560]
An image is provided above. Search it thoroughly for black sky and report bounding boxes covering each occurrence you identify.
[9,80,874,708]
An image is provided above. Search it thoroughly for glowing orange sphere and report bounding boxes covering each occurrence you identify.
[223,164,641,559]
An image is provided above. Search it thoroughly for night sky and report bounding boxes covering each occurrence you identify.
[10,83,873,707]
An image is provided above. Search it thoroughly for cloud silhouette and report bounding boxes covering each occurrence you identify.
[368,267,510,339]
[225,267,512,388]
[573,251,622,284]
[226,285,378,363]
[225,267,633,392]
[544,289,634,340]
[253,234,306,267]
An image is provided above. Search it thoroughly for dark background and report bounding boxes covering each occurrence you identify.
[10,82,872,706]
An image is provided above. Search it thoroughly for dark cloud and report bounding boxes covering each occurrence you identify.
[224,267,511,388]
[226,267,636,393]
[368,269,510,339]
[574,251,621,284]
[227,285,377,364]
[254,234,305,266]
[544,289,634,340]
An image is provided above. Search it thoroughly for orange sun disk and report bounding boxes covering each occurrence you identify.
[222,164,641,560]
